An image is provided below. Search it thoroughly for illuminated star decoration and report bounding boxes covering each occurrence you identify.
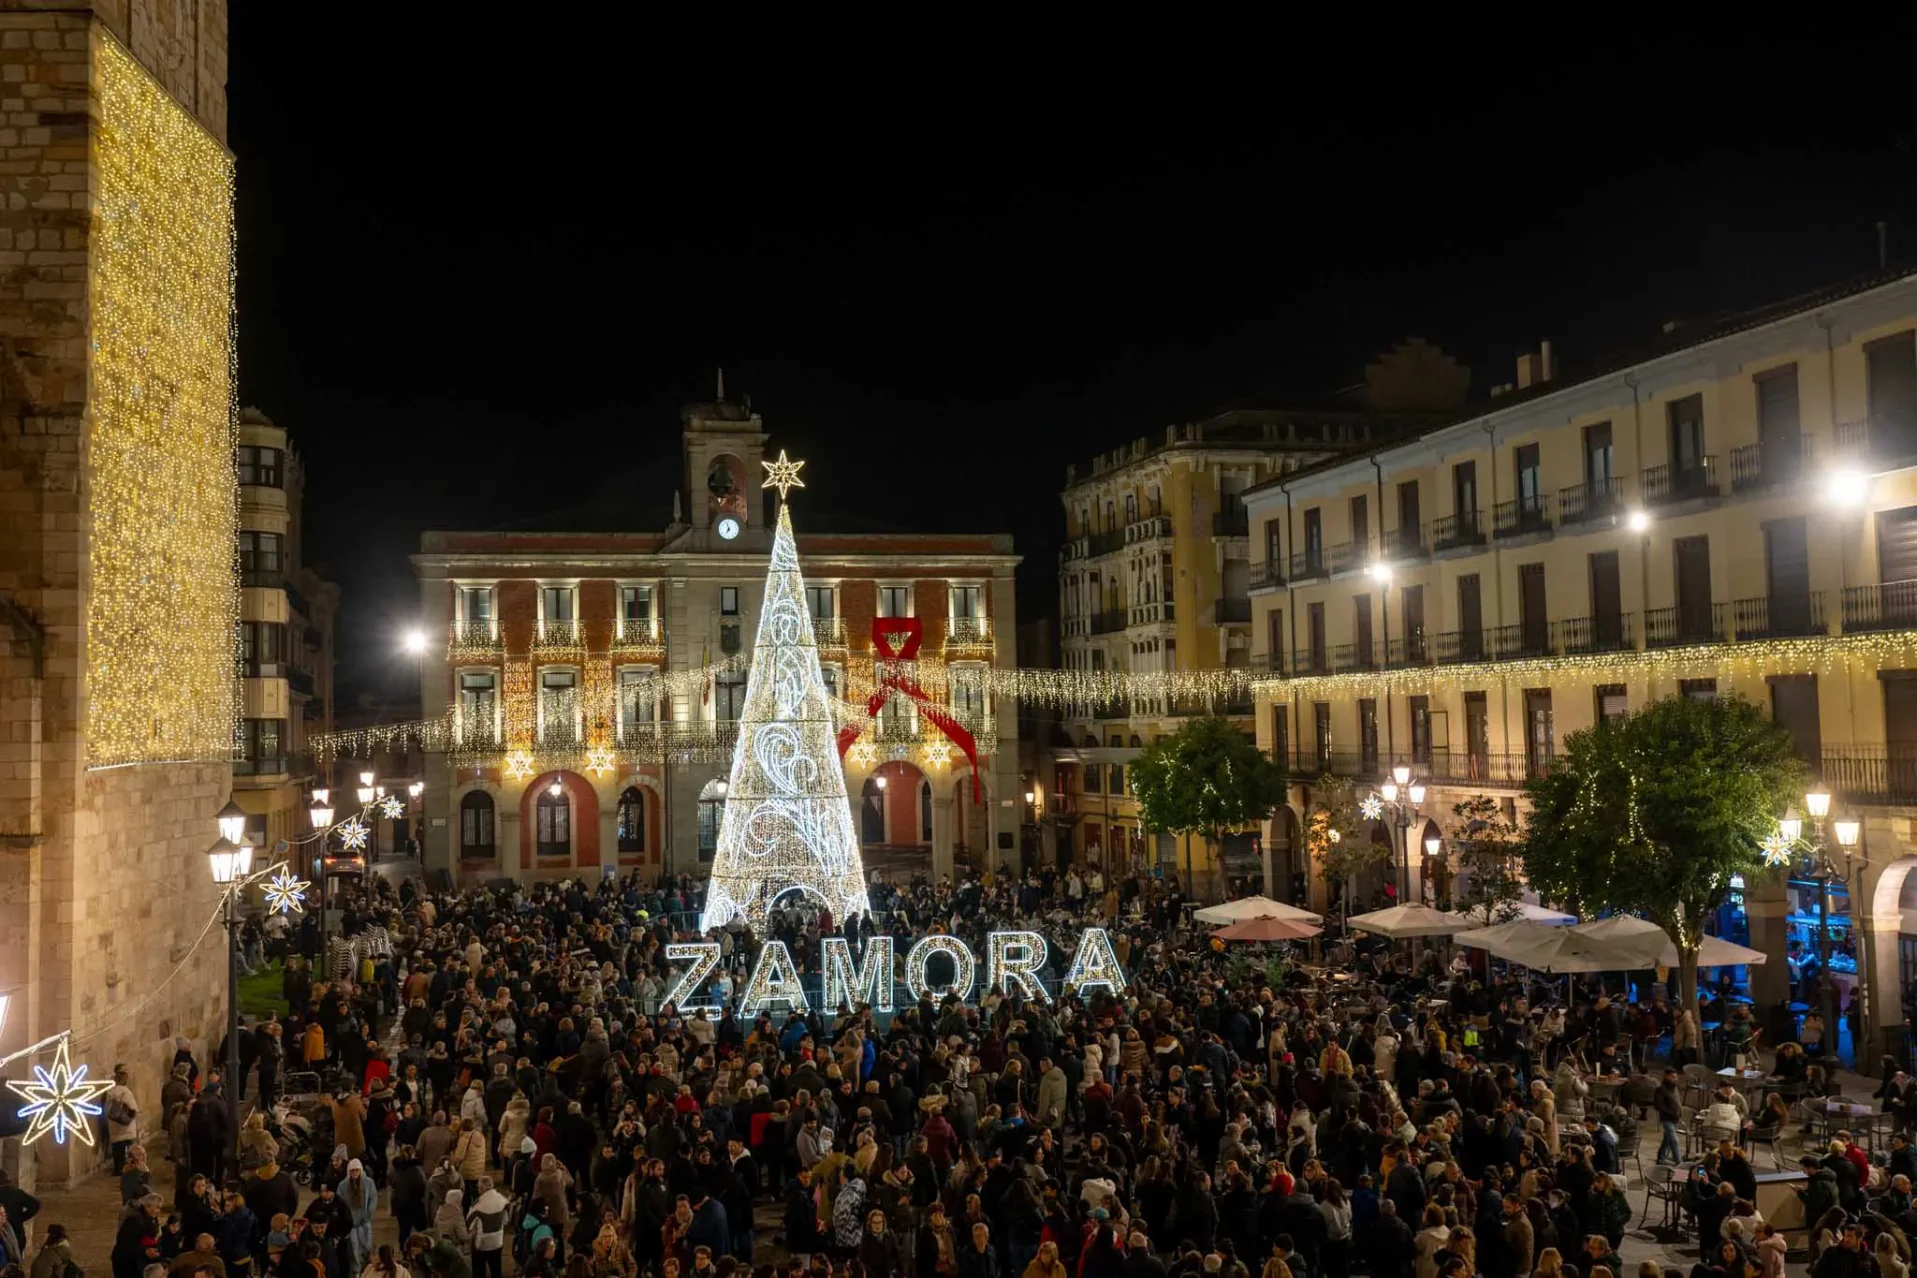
[504,751,535,782]
[1360,794,1385,821]
[378,795,404,821]
[922,740,953,767]
[846,738,877,768]
[1327,828,1342,844]
[262,870,311,916]
[585,747,616,778]
[8,1038,113,1147]
[336,818,369,852]
[1761,831,1794,868]
[761,449,806,500]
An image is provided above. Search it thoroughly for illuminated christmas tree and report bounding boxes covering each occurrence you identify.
[700,460,872,932]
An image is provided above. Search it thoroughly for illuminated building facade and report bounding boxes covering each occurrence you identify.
[231,409,338,850]
[413,393,1020,887]
[1245,269,1917,1044]
[0,3,233,1181]
[1051,344,1468,896]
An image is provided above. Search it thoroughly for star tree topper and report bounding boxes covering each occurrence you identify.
[762,450,806,500]
[8,1038,112,1147]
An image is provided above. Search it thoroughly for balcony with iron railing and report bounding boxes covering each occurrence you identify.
[1288,540,1364,578]
[1485,622,1552,661]
[1383,524,1427,559]
[1824,744,1917,806]
[1128,600,1174,627]
[1094,700,1130,721]
[1332,640,1379,673]
[1125,514,1174,544]
[1254,650,1286,676]
[1215,598,1251,625]
[448,618,502,656]
[1558,475,1628,525]
[1284,748,1556,786]
[811,615,847,646]
[1430,628,1486,664]
[612,614,663,646]
[1493,495,1551,540]
[1385,633,1432,667]
[1090,608,1127,635]
[452,714,503,751]
[1432,510,1486,551]
[534,618,585,651]
[1729,436,1810,492]
[1732,592,1827,639]
[1645,602,1729,647]
[1292,646,1332,676]
[1250,560,1286,593]
[1087,529,1126,556]
[1640,456,1719,505]
[946,616,994,647]
[1841,579,1917,633]
[1557,613,1635,655]
[234,753,286,778]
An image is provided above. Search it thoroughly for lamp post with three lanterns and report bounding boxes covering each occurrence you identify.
[1770,785,1864,1064]
[1367,764,1428,904]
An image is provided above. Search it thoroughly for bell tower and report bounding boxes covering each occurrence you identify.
[682,371,768,544]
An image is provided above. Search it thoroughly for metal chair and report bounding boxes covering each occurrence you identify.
[1746,1120,1784,1170]
[1643,1163,1684,1228]
[1683,1062,1715,1108]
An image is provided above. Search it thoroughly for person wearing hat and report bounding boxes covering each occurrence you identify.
[336,1157,377,1269]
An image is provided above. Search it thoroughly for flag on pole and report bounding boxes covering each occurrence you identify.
[701,638,711,704]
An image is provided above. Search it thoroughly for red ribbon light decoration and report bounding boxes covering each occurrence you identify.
[836,617,983,801]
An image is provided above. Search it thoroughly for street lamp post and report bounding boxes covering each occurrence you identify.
[1780,787,1865,1064]
[204,830,252,1167]
[1372,764,1427,903]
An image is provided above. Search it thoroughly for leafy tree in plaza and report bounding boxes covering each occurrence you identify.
[1447,793,1528,920]
[1306,776,1387,913]
[1130,715,1287,894]
[1520,693,1805,1012]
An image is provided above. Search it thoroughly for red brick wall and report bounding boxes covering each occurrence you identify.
[520,770,600,870]
[499,580,537,651]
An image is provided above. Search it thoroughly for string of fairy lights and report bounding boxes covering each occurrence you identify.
[84,37,239,769]
[312,626,1917,773]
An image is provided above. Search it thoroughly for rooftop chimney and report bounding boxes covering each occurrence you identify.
[1515,341,1555,391]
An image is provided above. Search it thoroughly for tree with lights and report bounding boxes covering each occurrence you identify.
[1446,793,1526,919]
[1130,715,1285,896]
[700,461,873,933]
[1520,694,1803,1012]
[1305,776,1384,915]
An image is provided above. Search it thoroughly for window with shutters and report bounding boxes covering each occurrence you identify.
[1595,684,1628,726]
[1867,331,1917,450]
[1358,699,1379,772]
[536,785,570,859]
[1350,494,1369,550]
[1769,675,1821,768]
[1408,695,1431,764]
[459,791,495,859]
[1680,678,1718,702]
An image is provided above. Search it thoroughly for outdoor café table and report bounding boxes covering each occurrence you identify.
[1717,1066,1769,1091]
[1673,1167,1808,1235]
[1815,1098,1888,1150]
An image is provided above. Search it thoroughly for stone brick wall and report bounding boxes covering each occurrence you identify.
[0,6,231,1186]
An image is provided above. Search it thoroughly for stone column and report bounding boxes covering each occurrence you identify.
[931,793,956,882]
[1745,895,1791,1008]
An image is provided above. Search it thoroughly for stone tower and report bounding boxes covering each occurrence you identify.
[0,1,233,1184]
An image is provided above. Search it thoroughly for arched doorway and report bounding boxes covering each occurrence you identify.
[536,783,570,859]
[519,771,600,872]
[1419,817,1449,907]
[862,761,928,848]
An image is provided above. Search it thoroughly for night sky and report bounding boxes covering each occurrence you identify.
[227,15,1917,703]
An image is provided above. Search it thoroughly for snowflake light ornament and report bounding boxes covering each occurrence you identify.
[336,817,369,852]
[378,795,404,821]
[1361,794,1385,821]
[846,738,878,768]
[262,870,311,916]
[1760,831,1793,868]
[921,740,952,767]
[504,751,535,782]
[8,1039,112,1147]
[585,747,616,778]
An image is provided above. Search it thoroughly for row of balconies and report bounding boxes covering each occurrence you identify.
[451,707,997,753]
[1249,424,1898,593]
[1060,506,1252,565]
[1260,584,1917,677]
[447,613,993,656]
[1279,743,1917,806]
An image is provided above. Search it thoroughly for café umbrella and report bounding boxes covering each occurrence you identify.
[1212,915,1323,943]
[1347,903,1473,939]
[1193,895,1322,925]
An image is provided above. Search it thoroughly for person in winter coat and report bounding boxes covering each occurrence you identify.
[784,1167,820,1256]
[338,1159,379,1265]
[861,1209,907,1278]
[534,1153,574,1234]
[590,1221,639,1278]
[467,1177,514,1277]
[28,1223,75,1278]
[451,1118,489,1200]
[497,1095,532,1165]
[389,1147,429,1248]
[330,1092,368,1161]
[432,1186,474,1252]
[239,1111,280,1172]
[427,1157,464,1221]
[1036,1062,1068,1131]
[243,1159,300,1230]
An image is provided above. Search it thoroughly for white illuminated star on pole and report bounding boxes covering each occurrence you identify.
[761,450,806,500]
[8,1038,112,1147]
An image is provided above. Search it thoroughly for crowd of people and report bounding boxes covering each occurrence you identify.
[18,863,1911,1278]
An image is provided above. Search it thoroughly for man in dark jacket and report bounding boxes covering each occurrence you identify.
[1367,1199,1416,1278]
[1385,1156,1427,1225]
[686,1186,731,1259]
